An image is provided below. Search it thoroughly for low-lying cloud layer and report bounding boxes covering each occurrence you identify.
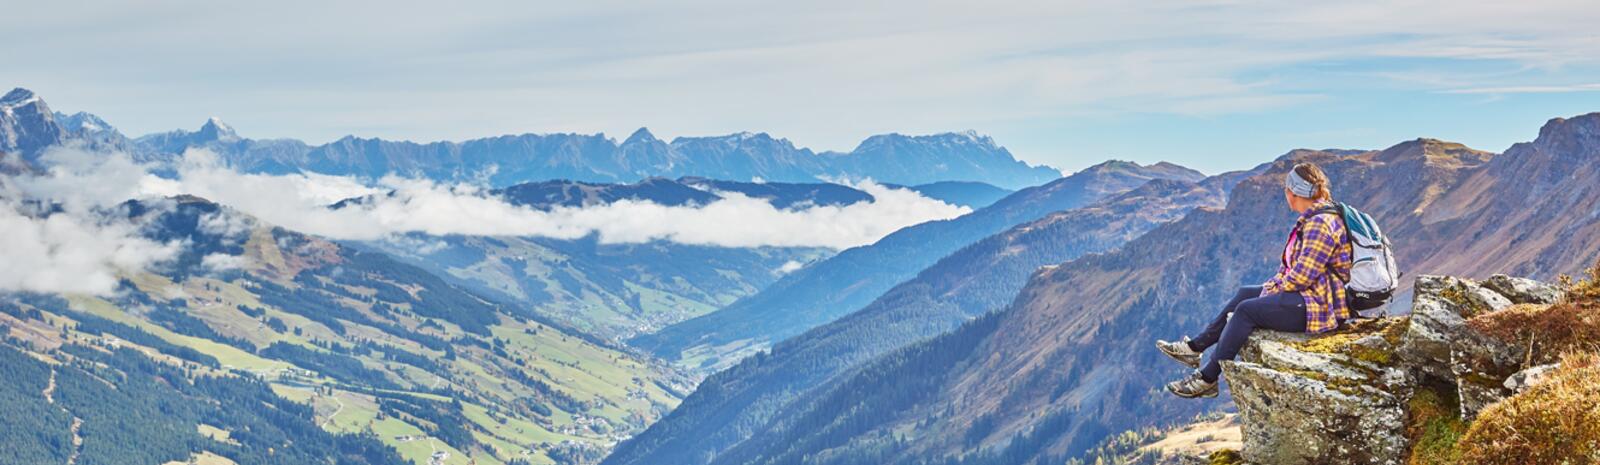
[0,204,179,296]
[159,150,970,248]
[1,150,180,295]
[0,147,970,293]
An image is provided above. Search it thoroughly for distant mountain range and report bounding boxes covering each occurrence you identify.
[488,176,1008,211]
[0,87,1062,189]
[628,160,1205,370]
[672,114,1600,465]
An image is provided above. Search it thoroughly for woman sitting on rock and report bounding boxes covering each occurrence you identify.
[1158,162,1354,398]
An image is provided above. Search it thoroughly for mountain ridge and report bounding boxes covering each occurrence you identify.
[688,112,1600,465]
[603,171,1241,465]
[1,87,1065,190]
[628,160,1205,370]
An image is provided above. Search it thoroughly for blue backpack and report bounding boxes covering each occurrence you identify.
[1308,203,1400,311]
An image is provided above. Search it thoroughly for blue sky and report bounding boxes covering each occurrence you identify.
[6,0,1600,174]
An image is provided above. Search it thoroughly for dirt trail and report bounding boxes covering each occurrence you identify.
[321,395,346,429]
[45,368,85,465]
[66,417,83,465]
[43,368,56,404]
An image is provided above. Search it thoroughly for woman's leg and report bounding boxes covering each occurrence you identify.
[1188,285,1264,352]
[1196,292,1307,383]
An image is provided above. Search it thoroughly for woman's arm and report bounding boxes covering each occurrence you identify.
[1273,215,1339,293]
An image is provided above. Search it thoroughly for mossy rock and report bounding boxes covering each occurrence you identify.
[1222,360,1408,465]
[1403,385,1466,465]
[1208,449,1245,465]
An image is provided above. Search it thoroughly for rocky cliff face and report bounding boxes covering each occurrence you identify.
[0,88,67,163]
[1223,274,1569,465]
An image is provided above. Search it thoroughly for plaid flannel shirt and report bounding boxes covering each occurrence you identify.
[1262,201,1354,333]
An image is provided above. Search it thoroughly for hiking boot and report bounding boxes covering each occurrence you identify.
[1156,337,1201,369]
[1166,371,1218,399]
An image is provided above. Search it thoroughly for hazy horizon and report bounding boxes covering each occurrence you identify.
[9,0,1600,174]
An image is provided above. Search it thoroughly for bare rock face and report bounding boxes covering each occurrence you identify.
[1222,318,1411,465]
[1224,275,1562,465]
[1481,274,1564,305]
[1398,276,1509,379]
[1397,275,1532,419]
[1503,362,1561,394]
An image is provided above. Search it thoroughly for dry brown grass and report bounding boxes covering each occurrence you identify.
[1561,258,1600,304]
[1453,352,1600,464]
[1467,302,1600,366]
[1468,260,1600,366]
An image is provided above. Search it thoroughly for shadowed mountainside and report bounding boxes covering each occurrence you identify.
[691,113,1600,465]
[604,171,1245,465]
[629,161,1206,370]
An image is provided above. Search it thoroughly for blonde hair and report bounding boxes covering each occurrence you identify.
[1292,163,1333,202]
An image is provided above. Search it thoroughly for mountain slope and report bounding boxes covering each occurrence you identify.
[629,161,1205,370]
[353,176,974,340]
[707,114,1600,465]
[358,234,830,341]
[903,181,1013,209]
[494,177,877,211]
[603,174,1241,465]
[1,196,692,465]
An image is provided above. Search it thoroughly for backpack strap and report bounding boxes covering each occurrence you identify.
[1290,204,1353,278]
[1294,204,1345,242]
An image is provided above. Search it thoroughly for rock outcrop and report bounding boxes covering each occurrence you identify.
[1222,274,1566,465]
[1223,317,1411,464]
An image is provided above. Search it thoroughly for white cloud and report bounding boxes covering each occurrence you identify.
[163,149,968,248]
[197,210,255,242]
[0,148,183,295]
[11,148,969,255]
[1440,83,1600,94]
[0,199,179,296]
[11,145,159,214]
[776,260,805,274]
[7,0,1598,161]
[200,252,252,271]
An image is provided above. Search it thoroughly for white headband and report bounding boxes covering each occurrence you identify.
[1285,168,1315,198]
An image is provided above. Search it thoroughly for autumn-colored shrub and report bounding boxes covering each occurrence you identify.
[1559,258,1600,303]
[1452,352,1600,464]
[1468,262,1600,366]
[1467,300,1600,365]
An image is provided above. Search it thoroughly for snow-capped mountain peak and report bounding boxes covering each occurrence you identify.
[198,116,239,141]
[0,87,41,109]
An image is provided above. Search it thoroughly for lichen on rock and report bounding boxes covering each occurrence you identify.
[1222,273,1582,465]
[1480,274,1563,305]
[1222,317,1412,465]
[1398,275,1529,420]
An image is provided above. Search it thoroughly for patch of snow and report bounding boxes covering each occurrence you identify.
[776,260,807,274]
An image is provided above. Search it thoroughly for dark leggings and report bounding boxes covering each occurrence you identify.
[1190,285,1307,382]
